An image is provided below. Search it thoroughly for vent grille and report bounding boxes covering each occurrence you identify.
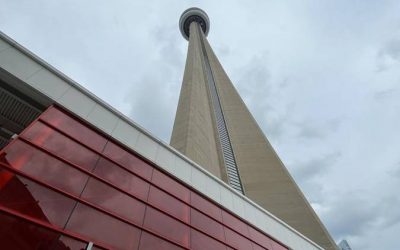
[197,24,244,194]
[0,85,42,149]
[0,136,9,149]
[0,90,41,128]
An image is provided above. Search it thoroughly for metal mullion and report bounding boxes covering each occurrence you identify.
[20,132,222,226]
[0,95,284,248]
[18,135,196,209]
[19,129,152,190]
[39,107,200,207]
[37,119,177,198]
[0,104,53,154]
[0,206,110,250]
[38,118,104,156]
[0,159,276,250]
[13,138,149,206]
[0,162,224,250]
[0,162,193,250]
[0,149,248,248]
[9,108,284,249]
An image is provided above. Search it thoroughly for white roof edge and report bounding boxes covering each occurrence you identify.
[0,31,324,250]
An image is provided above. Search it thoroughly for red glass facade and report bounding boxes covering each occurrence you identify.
[0,106,288,250]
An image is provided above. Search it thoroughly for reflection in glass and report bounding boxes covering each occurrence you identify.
[81,177,146,225]
[65,203,141,250]
[0,169,76,227]
[41,107,107,152]
[23,122,100,172]
[93,157,150,200]
[103,142,153,180]
[1,140,89,196]
[143,207,190,247]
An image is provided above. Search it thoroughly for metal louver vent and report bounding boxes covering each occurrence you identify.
[197,24,244,194]
[0,136,9,149]
[0,90,41,128]
[0,84,42,149]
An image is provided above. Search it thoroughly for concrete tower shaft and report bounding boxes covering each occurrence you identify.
[171,8,338,250]
[171,21,224,182]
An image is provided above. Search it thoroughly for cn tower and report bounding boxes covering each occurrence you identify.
[171,8,338,250]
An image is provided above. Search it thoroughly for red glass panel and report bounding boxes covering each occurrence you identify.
[92,157,150,200]
[57,235,88,250]
[191,229,227,250]
[103,141,153,180]
[0,212,64,250]
[65,203,141,250]
[190,208,225,242]
[271,241,288,250]
[147,186,190,223]
[221,210,249,237]
[81,177,146,225]
[139,231,185,250]
[252,242,266,250]
[224,227,253,250]
[1,140,89,196]
[23,121,100,172]
[191,192,222,222]
[248,226,274,249]
[41,107,108,152]
[0,171,76,227]
[91,247,105,250]
[151,169,190,203]
[143,207,190,247]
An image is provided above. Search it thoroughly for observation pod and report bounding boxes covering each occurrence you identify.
[179,7,210,40]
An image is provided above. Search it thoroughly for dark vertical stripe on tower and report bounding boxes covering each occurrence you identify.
[196,24,244,194]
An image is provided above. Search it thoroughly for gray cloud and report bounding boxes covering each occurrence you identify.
[2,1,400,249]
[379,39,400,61]
[376,39,400,71]
[233,53,293,141]
[325,192,379,238]
[293,152,341,182]
[290,152,341,204]
[323,190,400,245]
[125,23,184,142]
[297,123,325,139]
[374,88,398,101]
[387,161,400,179]
[393,166,400,179]
[295,117,343,140]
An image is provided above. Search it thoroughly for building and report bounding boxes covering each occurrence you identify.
[338,240,352,250]
[0,7,331,250]
[171,8,337,250]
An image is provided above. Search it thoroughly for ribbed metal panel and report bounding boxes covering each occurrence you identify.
[0,86,42,149]
[0,136,9,149]
[0,89,41,128]
[197,24,244,194]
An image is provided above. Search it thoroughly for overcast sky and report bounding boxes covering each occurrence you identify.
[1,1,400,249]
